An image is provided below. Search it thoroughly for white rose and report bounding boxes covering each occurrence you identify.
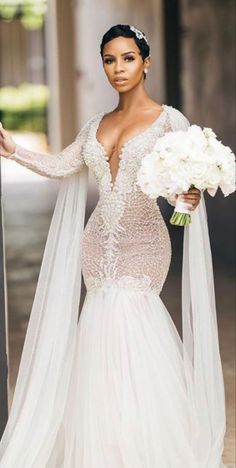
[203,127,217,139]
[206,166,222,196]
[188,125,207,151]
[191,161,209,189]
[219,166,235,196]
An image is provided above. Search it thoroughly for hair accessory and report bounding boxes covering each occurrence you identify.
[129,25,149,45]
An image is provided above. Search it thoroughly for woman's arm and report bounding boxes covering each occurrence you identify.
[9,137,85,179]
[0,118,93,179]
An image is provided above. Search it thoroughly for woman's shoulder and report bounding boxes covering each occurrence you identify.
[84,112,103,126]
[165,104,190,130]
[76,112,103,139]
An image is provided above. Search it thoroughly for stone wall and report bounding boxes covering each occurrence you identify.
[181,0,236,266]
[181,0,235,149]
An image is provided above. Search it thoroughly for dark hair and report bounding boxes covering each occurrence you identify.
[100,24,150,80]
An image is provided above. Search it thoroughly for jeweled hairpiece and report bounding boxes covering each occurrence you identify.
[129,25,149,45]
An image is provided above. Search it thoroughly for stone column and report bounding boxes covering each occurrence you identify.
[45,0,78,149]
[0,167,9,435]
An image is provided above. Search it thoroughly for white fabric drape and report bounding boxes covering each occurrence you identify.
[0,167,89,466]
[0,159,226,466]
[182,194,226,466]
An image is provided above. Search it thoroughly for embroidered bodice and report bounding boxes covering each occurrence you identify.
[9,104,190,295]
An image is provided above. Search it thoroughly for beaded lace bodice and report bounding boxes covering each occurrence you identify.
[9,104,190,294]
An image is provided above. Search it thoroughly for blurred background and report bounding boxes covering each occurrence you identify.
[0,0,235,465]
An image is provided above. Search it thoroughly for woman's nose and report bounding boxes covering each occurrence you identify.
[114,59,125,73]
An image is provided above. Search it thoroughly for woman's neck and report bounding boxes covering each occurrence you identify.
[116,83,156,113]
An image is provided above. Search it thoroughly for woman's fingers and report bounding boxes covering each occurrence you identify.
[0,123,4,139]
[0,124,9,139]
[179,188,201,211]
[0,124,9,142]
[0,121,5,133]
[184,195,199,201]
[188,187,200,193]
[0,124,16,156]
[180,194,201,201]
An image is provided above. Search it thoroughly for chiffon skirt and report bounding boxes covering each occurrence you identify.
[46,285,226,468]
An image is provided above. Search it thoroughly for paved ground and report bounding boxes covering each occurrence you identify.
[1,146,235,466]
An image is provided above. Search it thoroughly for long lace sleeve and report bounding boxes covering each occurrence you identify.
[166,107,191,206]
[7,118,93,179]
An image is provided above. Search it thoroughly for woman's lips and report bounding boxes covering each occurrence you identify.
[113,78,128,85]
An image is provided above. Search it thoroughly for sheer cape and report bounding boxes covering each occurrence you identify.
[0,168,89,465]
[0,129,226,467]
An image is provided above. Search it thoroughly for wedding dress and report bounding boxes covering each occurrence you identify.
[0,104,227,467]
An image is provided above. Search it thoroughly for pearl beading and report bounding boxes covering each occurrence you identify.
[9,105,191,295]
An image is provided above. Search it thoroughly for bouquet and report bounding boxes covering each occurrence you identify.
[137,125,235,226]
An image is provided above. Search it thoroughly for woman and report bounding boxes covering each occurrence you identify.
[0,24,226,468]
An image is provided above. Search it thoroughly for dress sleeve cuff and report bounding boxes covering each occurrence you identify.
[8,143,26,160]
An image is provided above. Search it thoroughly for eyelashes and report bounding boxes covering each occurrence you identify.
[104,59,113,64]
[104,56,135,64]
[124,56,135,62]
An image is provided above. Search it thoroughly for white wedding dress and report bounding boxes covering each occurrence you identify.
[0,104,227,467]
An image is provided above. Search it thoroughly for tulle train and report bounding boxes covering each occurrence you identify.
[47,285,226,468]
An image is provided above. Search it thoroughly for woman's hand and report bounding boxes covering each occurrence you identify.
[178,187,201,211]
[0,122,16,157]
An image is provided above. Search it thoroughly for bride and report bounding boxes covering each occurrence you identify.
[0,24,226,468]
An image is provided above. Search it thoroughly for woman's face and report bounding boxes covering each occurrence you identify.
[102,36,150,92]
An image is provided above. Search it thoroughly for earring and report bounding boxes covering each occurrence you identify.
[144,68,148,74]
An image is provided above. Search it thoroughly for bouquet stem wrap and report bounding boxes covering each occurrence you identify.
[170,196,192,225]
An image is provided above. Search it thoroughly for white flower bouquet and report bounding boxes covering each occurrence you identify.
[137,125,236,226]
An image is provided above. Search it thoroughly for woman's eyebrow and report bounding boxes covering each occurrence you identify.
[103,51,137,57]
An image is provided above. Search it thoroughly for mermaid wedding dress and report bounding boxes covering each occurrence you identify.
[0,104,227,467]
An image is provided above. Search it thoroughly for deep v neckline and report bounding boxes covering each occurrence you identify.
[94,104,167,191]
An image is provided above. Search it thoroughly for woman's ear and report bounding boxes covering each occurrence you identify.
[144,55,151,73]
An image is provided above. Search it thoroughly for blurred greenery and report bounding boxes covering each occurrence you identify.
[0,83,49,132]
[0,0,47,30]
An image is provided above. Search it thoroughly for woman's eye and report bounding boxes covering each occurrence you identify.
[104,56,135,64]
[124,56,135,61]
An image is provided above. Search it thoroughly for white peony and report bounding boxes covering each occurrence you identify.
[137,123,235,203]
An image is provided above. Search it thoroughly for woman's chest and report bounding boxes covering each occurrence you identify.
[82,119,170,194]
